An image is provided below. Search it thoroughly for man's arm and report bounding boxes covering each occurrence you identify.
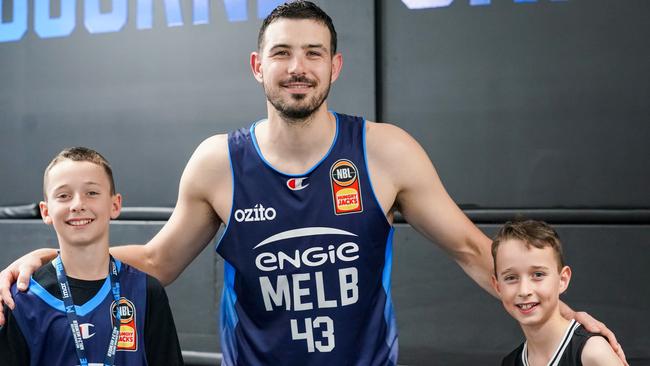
[109,134,230,285]
[366,122,495,295]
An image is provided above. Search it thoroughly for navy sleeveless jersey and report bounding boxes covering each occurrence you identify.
[11,261,148,366]
[217,112,398,366]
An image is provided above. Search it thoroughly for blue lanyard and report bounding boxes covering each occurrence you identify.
[53,254,121,366]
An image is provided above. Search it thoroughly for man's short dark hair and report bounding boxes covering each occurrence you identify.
[258,1,337,54]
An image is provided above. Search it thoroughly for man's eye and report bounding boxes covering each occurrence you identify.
[533,272,546,279]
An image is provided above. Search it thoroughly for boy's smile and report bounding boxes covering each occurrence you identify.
[66,218,95,227]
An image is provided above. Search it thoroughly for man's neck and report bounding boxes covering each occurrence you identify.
[58,242,110,281]
[256,104,337,174]
[521,311,572,365]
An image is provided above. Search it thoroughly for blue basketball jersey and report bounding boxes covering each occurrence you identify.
[217,112,398,366]
[11,261,148,366]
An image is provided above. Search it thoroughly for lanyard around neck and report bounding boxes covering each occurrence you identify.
[53,254,122,366]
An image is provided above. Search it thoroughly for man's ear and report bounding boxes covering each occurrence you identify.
[559,266,572,295]
[39,201,53,225]
[329,52,343,84]
[251,51,264,83]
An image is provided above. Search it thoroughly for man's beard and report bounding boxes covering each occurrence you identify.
[264,75,331,122]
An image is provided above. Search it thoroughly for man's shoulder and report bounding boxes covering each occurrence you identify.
[365,121,421,153]
[194,133,230,160]
[184,133,231,186]
[364,120,430,176]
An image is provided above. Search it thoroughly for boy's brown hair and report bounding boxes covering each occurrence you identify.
[491,220,565,276]
[43,147,115,199]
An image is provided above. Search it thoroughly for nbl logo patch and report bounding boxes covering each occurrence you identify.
[330,159,363,215]
[110,298,138,351]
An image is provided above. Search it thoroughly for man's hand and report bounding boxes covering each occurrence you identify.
[0,248,58,326]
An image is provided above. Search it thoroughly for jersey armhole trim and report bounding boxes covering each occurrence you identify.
[215,139,236,253]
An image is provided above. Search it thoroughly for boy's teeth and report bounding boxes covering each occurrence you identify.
[70,219,91,226]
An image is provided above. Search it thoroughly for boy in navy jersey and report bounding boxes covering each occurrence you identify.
[491,220,621,366]
[0,147,183,365]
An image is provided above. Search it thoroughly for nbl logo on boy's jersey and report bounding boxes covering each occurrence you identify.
[110,298,138,351]
[330,159,363,215]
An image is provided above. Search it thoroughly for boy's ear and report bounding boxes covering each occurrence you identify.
[39,201,53,225]
[110,193,122,220]
[490,274,501,297]
[559,265,572,295]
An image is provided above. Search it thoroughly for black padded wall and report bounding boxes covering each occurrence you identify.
[0,0,375,206]
[380,0,650,208]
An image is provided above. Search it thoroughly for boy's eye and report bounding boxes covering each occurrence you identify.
[273,50,289,56]
[503,275,517,282]
[532,272,546,279]
[88,191,99,196]
[56,193,70,200]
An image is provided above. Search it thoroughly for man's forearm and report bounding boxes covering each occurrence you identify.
[109,244,175,285]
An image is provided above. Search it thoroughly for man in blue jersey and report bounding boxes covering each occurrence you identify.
[0,1,626,365]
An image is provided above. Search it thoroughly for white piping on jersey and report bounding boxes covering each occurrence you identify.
[522,319,580,366]
[254,227,358,249]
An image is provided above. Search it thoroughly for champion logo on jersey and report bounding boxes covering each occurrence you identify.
[287,177,309,191]
[79,323,95,339]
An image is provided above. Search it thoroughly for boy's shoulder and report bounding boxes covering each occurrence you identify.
[573,323,604,351]
[119,263,165,292]
[11,262,58,301]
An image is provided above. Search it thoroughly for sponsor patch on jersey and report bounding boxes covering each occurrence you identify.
[287,177,309,191]
[330,159,363,215]
[110,298,137,351]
